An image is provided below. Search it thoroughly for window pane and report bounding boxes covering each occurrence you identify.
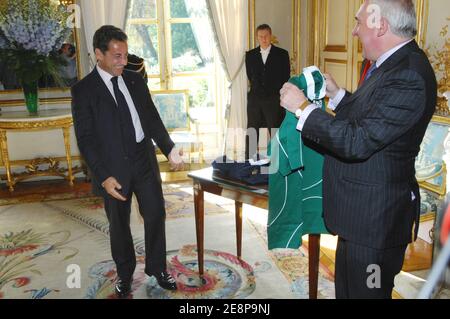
[128,0,156,19]
[170,0,208,18]
[171,23,214,73]
[170,0,189,18]
[127,24,160,75]
[147,78,162,91]
[172,76,216,123]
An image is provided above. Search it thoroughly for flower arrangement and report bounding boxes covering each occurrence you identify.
[0,0,72,113]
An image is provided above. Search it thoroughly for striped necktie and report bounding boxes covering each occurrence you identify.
[364,62,377,81]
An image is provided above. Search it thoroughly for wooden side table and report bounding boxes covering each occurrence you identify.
[188,167,321,299]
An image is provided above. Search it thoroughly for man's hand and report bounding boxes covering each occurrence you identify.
[280,82,308,113]
[102,177,127,201]
[323,73,340,99]
[168,147,184,171]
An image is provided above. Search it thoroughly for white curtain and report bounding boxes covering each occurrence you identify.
[79,0,129,71]
[207,0,248,161]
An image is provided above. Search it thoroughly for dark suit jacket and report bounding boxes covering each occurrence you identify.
[71,68,174,197]
[246,45,290,97]
[301,41,437,249]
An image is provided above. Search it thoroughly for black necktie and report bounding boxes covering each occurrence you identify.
[111,76,136,156]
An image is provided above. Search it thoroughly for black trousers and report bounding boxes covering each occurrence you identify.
[245,93,285,159]
[335,237,407,299]
[103,139,167,282]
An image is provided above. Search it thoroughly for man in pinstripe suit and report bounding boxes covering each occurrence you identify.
[280,0,437,298]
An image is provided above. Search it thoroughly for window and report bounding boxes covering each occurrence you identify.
[126,0,223,159]
[126,1,219,114]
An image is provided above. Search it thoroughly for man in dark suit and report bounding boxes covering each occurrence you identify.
[245,24,290,159]
[71,25,183,298]
[280,0,437,298]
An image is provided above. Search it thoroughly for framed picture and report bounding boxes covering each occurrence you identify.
[415,116,450,196]
[150,90,190,132]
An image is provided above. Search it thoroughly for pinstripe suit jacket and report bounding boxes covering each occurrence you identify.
[301,41,437,249]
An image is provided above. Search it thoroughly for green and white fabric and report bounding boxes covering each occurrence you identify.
[267,66,329,249]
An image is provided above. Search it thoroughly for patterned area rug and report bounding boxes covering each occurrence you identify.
[0,182,334,299]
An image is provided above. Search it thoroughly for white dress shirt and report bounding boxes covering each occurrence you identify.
[296,39,414,131]
[260,45,272,65]
[96,64,145,143]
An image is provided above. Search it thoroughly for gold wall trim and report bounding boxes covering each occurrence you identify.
[248,0,251,49]
[323,0,349,55]
[324,58,348,65]
[296,0,300,72]
[324,45,348,52]
[415,0,429,48]
[313,0,320,66]
[323,58,348,84]
[308,0,316,66]
[291,0,301,74]
[73,4,82,81]
[291,0,296,74]
[357,60,363,78]
[324,58,347,64]
[248,0,256,49]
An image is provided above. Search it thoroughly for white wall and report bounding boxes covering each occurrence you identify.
[254,0,293,53]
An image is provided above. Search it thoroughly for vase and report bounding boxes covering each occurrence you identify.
[22,81,39,115]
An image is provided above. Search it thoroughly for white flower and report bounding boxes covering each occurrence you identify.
[0,0,71,55]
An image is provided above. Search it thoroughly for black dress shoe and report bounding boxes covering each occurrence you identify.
[115,278,132,298]
[152,271,177,291]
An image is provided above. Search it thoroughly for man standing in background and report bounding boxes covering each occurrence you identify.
[245,24,290,159]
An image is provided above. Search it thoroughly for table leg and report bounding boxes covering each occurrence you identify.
[235,201,243,259]
[193,182,204,276]
[62,127,74,186]
[0,130,14,192]
[308,234,321,299]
